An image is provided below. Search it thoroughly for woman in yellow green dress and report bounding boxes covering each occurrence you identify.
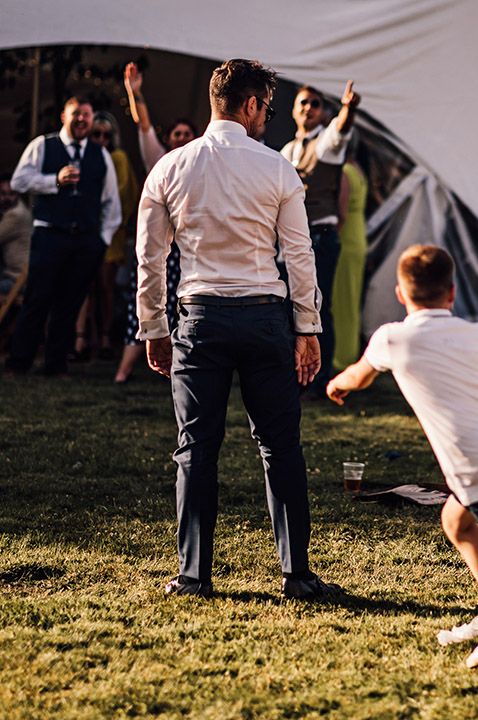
[332,150,368,370]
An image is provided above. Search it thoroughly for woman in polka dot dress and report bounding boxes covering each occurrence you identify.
[115,62,197,383]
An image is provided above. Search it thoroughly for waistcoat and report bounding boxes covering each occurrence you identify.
[283,136,342,224]
[34,134,106,232]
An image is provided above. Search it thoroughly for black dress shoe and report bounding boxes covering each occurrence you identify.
[282,571,344,600]
[165,575,213,598]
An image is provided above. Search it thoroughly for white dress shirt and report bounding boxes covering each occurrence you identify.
[365,309,478,506]
[11,127,121,245]
[136,119,321,340]
[286,119,350,167]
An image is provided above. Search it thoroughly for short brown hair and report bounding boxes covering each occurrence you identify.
[295,85,324,105]
[64,96,92,111]
[398,245,454,304]
[209,59,277,115]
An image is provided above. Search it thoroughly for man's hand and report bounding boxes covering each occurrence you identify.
[295,336,321,386]
[57,165,80,187]
[326,358,379,405]
[146,337,172,378]
[326,377,349,405]
[341,80,361,109]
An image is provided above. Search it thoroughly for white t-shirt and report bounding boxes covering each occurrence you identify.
[365,309,478,506]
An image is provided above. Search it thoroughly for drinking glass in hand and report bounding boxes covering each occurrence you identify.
[70,160,81,197]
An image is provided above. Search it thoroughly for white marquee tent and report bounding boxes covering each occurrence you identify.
[1,0,477,330]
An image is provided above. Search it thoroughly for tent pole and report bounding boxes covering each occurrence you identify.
[30,47,41,139]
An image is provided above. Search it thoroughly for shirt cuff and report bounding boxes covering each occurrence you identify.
[136,317,170,341]
[46,174,60,194]
[101,228,114,246]
[293,310,322,335]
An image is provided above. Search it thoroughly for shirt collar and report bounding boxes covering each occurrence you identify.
[59,126,88,148]
[404,308,452,324]
[295,124,323,141]
[205,120,247,136]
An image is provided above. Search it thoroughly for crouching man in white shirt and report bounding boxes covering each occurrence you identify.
[327,244,478,669]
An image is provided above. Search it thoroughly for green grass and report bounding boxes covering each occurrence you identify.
[0,363,477,719]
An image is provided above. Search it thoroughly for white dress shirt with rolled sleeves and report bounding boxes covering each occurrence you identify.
[11,126,121,245]
[136,120,322,340]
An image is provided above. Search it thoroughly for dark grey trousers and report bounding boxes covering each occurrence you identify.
[171,301,311,581]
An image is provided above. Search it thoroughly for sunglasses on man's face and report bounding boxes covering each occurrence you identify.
[256,97,276,123]
[299,98,321,109]
[92,129,112,140]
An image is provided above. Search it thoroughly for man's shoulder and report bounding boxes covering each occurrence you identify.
[368,320,406,349]
[249,139,286,161]
[42,133,62,148]
[155,137,203,167]
[23,133,51,150]
[280,138,297,157]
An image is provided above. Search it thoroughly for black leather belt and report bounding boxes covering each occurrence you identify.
[179,294,283,307]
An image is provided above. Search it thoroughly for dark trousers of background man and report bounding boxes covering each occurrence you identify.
[308,224,340,397]
[277,223,340,398]
[171,300,311,581]
[7,227,105,374]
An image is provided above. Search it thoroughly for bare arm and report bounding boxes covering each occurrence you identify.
[335,80,361,135]
[326,355,379,405]
[124,62,153,133]
[124,62,166,171]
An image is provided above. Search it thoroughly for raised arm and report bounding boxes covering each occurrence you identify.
[335,80,361,135]
[124,62,166,171]
[124,62,152,132]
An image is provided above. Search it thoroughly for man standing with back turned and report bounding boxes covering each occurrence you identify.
[136,59,343,600]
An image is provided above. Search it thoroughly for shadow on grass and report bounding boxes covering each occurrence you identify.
[0,563,66,583]
[215,589,472,618]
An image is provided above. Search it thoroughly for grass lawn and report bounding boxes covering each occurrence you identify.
[0,361,477,719]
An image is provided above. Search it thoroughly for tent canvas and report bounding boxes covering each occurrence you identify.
[1,0,477,331]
